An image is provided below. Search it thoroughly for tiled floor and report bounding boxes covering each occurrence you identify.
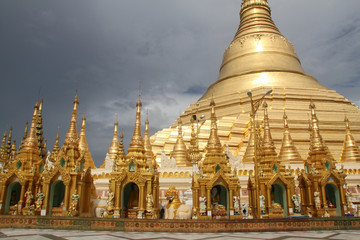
[0,229,360,240]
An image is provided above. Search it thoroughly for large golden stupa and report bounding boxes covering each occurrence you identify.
[151,0,360,167]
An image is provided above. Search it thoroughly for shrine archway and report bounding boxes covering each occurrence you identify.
[4,182,21,214]
[49,180,65,215]
[122,182,139,218]
[271,183,287,217]
[325,183,341,216]
[210,185,228,218]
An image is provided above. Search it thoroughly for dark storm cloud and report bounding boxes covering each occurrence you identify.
[1,0,360,166]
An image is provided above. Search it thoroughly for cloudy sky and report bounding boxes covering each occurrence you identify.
[1,0,360,167]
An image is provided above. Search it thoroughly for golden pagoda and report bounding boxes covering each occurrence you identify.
[278,112,303,164]
[192,99,241,220]
[151,0,360,197]
[170,118,191,167]
[248,102,296,219]
[0,103,44,215]
[108,97,159,219]
[340,117,360,163]
[298,103,347,217]
[40,95,95,217]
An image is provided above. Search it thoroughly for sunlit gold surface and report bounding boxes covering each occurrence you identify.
[151,0,360,168]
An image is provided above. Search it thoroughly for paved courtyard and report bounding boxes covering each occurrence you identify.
[0,228,360,240]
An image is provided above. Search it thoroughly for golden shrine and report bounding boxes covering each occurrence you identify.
[107,97,159,219]
[0,0,359,222]
[298,103,347,217]
[192,100,241,220]
[0,95,96,217]
[150,0,360,211]
[248,102,296,219]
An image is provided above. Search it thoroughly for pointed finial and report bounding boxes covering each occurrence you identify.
[39,97,43,114]
[283,112,288,128]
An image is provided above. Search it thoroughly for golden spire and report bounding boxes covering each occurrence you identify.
[309,102,325,152]
[200,0,326,100]
[206,99,222,153]
[188,116,201,163]
[6,128,12,156]
[108,119,119,160]
[278,112,302,164]
[79,114,96,169]
[0,131,7,163]
[64,94,80,147]
[144,116,155,164]
[36,98,46,159]
[261,101,277,157]
[202,99,231,176]
[171,117,190,167]
[242,118,256,163]
[340,116,360,162]
[117,129,126,161]
[52,130,60,155]
[20,120,28,149]
[128,97,144,151]
[20,103,40,152]
[236,0,279,40]
[79,115,88,150]
[10,138,17,161]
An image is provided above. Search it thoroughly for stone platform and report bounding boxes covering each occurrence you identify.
[0,216,360,233]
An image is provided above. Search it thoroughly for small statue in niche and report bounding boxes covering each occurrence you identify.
[146,193,154,214]
[233,196,240,215]
[25,188,33,208]
[259,195,266,214]
[314,192,321,210]
[291,194,300,213]
[199,195,207,215]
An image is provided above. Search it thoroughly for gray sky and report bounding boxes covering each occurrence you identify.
[1,0,360,167]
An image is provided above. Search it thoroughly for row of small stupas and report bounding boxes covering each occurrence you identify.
[0,95,95,216]
[0,90,355,218]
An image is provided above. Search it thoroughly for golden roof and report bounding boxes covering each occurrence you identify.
[340,117,360,162]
